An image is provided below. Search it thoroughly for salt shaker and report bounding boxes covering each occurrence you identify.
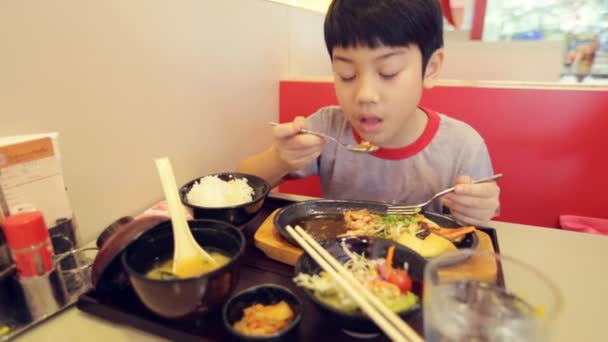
[1,211,66,319]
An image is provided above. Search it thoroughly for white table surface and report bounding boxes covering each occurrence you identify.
[12,194,608,342]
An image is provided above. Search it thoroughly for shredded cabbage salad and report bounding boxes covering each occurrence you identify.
[294,241,418,314]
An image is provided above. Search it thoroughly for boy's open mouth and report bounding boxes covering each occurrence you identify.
[358,116,383,133]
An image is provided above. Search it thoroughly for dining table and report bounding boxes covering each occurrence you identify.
[10,192,608,342]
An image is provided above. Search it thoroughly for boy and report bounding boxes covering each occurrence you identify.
[238,0,500,226]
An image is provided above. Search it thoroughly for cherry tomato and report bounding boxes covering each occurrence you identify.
[387,270,413,293]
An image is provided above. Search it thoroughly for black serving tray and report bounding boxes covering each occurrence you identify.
[77,194,502,341]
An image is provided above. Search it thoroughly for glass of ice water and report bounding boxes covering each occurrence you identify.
[55,247,98,303]
[423,250,562,342]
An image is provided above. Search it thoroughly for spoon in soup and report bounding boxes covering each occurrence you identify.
[268,122,379,153]
[154,157,216,278]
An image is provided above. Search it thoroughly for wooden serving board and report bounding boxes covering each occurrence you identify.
[254,209,498,283]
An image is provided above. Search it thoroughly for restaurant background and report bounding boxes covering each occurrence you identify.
[481,0,608,83]
[272,0,608,83]
[1,0,606,243]
[0,1,606,341]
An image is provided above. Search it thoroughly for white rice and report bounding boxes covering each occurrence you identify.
[186,175,254,207]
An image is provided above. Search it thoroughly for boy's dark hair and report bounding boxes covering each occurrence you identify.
[324,0,444,70]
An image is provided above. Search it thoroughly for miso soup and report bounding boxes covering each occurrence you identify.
[146,251,230,280]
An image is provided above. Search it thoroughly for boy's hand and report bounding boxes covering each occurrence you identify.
[441,176,500,226]
[271,116,325,172]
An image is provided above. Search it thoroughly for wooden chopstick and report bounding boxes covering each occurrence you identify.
[293,226,424,342]
[286,225,424,342]
[286,225,407,341]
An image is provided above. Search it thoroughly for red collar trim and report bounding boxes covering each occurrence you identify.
[352,107,440,160]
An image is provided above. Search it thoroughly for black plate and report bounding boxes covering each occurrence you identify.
[294,236,426,336]
[273,199,478,253]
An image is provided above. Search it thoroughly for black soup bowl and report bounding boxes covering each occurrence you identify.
[121,219,246,319]
[294,236,426,337]
[180,172,271,226]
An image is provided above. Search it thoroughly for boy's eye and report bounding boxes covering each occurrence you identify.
[339,74,356,82]
[379,71,400,79]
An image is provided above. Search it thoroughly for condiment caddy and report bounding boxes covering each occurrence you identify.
[0,211,92,341]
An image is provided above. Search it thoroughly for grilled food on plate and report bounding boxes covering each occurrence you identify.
[341,209,475,258]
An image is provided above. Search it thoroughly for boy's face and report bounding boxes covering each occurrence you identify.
[331,44,442,147]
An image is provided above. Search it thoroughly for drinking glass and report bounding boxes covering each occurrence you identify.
[424,250,562,342]
[55,247,98,303]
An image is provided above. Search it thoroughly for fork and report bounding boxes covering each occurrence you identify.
[385,174,503,215]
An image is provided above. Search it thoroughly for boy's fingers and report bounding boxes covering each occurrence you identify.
[280,148,323,170]
[273,116,308,139]
[289,134,325,148]
[454,181,500,197]
[282,144,325,158]
[290,151,323,165]
[442,195,497,212]
[442,194,498,210]
[455,175,473,185]
[293,116,308,131]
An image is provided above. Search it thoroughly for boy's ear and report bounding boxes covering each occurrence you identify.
[423,48,444,89]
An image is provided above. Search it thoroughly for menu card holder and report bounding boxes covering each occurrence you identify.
[0,133,80,246]
[0,133,80,340]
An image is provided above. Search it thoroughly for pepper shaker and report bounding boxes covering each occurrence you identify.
[1,211,67,319]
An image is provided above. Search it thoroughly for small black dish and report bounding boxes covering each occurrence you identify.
[294,236,426,337]
[222,284,303,341]
[274,199,478,251]
[180,172,271,227]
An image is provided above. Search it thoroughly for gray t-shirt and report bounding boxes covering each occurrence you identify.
[291,106,494,213]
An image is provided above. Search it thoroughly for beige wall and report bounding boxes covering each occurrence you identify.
[0,0,328,243]
[288,7,332,77]
[442,35,564,82]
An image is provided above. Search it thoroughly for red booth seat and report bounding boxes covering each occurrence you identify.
[278,80,608,229]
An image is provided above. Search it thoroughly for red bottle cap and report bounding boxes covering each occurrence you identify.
[1,211,50,249]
